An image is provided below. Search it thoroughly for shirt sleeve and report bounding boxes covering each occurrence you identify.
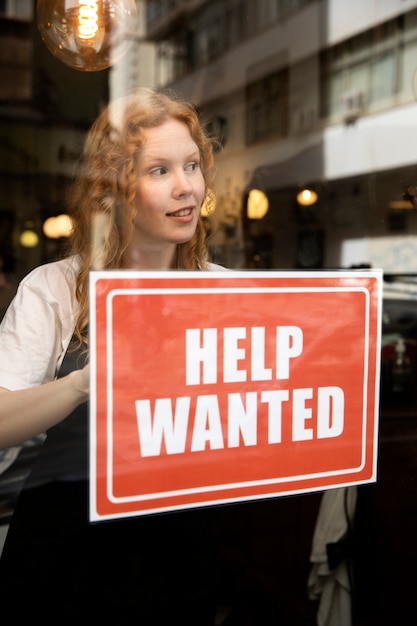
[0,260,78,391]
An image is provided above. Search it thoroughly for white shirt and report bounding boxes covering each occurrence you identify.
[0,256,80,391]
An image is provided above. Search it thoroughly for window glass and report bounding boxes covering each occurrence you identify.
[371,50,395,102]
[320,18,404,119]
[400,37,417,100]
[246,70,288,144]
[0,0,32,19]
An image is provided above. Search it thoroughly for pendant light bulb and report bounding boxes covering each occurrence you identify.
[36,0,138,72]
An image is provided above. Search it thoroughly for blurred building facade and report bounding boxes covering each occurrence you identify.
[145,0,417,272]
[3,0,417,297]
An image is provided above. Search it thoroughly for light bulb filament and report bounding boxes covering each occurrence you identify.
[78,1,99,40]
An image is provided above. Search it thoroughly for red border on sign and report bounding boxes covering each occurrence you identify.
[89,270,382,521]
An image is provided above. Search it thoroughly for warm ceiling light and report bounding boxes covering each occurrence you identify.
[36,0,137,72]
[388,200,414,210]
[20,230,39,248]
[247,189,269,219]
[297,188,318,206]
[43,214,74,239]
[200,197,213,218]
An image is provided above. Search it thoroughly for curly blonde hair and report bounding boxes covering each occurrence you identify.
[66,88,217,348]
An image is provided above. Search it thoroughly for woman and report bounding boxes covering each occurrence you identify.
[0,88,226,624]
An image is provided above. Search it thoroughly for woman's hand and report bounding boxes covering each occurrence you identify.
[69,363,90,399]
[0,363,91,449]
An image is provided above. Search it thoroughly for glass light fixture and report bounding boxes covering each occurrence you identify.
[296,188,318,206]
[200,197,214,218]
[388,200,413,210]
[36,0,138,72]
[43,214,74,238]
[247,189,269,220]
[20,230,39,248]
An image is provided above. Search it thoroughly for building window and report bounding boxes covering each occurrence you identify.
[225,0,250,47]
[204,15,225,63]
[0,0,32,20]
[246,68,289,144]
[320,13,417,122]
[150,0,317,80]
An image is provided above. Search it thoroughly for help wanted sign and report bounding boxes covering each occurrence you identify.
[89,270,382,522]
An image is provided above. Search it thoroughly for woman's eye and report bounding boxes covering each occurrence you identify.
[151,167,166,175]
[186,162,200,172]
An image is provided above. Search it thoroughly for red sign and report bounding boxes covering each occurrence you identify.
[89,270,382,521]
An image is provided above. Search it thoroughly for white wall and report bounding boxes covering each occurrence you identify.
[324,103,417,180]
[327,0,417,45]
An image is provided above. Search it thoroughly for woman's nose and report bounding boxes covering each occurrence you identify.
[173,170,193,197]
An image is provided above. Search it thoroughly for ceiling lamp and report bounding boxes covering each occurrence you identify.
[200,197,213,218]
[19,230,39,248]
[43,214,74,238]
[247,189,269,220]
[297,188,318,206]
[36,0,138,72]
[388,200,413,210]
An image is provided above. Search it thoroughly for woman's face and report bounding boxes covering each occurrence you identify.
[132,117,205,251]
